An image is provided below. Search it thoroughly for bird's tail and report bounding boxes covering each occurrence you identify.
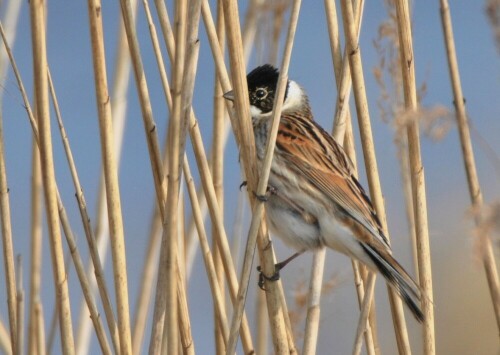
[360,243,424,322]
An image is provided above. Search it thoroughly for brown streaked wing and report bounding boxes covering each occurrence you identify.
[276,115,390,251]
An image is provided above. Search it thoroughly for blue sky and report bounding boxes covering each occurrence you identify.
[0,0,499,354]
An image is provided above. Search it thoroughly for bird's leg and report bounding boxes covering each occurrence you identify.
[257,251,304,290]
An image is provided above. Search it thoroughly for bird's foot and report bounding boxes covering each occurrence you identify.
[256,252,303,290]
[257,265,281,291]
[240,181,277,201]
[253,185,278,202]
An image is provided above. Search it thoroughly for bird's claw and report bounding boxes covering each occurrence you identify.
[256,252,303,290]
[257,265,281,291]
[240,181,277,202]
[253,185,278,202]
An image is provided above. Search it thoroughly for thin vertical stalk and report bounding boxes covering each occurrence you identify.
[162,0,187,351]
[0,21,19,353]
[131,205,162,355]
[278,282,298,353]
[175,271,194,354]
[35,301,45,355]
[398,135,419,279]
[183,156,229,345]
[45,276,58,353]
[188,110,255,354]
[184,0,257,281]
[182,0,259,282]
[45,288,57,352]
[324,0,378,353]
[29,1,75,353]
[0,319,11,355]
[142,0,170,100]
[2,18,117,355]
[302,248,326,355]
[139,0,234,354]
[331,0,365,140]
[147,1,254,353]
[48,70,118,354]
[201,0,291,351]
[58,192,115,354]
[154,0,176,62]
[230,188,246,271]
[118,0,167,299]
[0,99,17,355]
[200,0,246,150]
[87,0,132,352]
[130,4,168,352]
[394,0,435,353]
[0,3,22,345]
[0,3,21,350]
[221,0,252,163]
[440,0,500,333]
[212,1,226,352]
[175,2,259,343]
[171,5,204,353]
[225,0,302,353]
[343,120,358,168]
[118,0,171,349]
[353,274,376,355]
[28,137,42,355]
[58,195,111,354]
[340,0,412,353]
[255,290,268,355]
[351,260,375,353]
[177,190,189,349]
[178,187,186,281]
[76,2,137,350]
[15,256,23,355]
[184,185,207,278]
[119,0,166,202]
[150,0,203,352]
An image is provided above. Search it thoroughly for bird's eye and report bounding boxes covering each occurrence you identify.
[255,88,267,99]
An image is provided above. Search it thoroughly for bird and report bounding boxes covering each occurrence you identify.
[223,64,424,322]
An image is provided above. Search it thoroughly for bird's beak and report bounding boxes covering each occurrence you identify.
[223,90,235,102]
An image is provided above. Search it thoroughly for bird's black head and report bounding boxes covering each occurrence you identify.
[223,64,307,119]
[246,64,286,115]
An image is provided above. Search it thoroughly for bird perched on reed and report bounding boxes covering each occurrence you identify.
[224,64,423,322]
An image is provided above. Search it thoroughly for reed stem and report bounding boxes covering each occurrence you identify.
[439,0,500,334]
[340,0,412,352]
[29,1,75,352]
[394,0,435,353]
[225,0,302,353]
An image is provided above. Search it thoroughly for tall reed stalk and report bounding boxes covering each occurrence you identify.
[439,0,500,333]
[340,0,414,353]
[29,0,75,353]
[394,1,435,353]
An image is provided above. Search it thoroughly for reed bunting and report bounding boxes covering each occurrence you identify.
[224,64,423,322]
